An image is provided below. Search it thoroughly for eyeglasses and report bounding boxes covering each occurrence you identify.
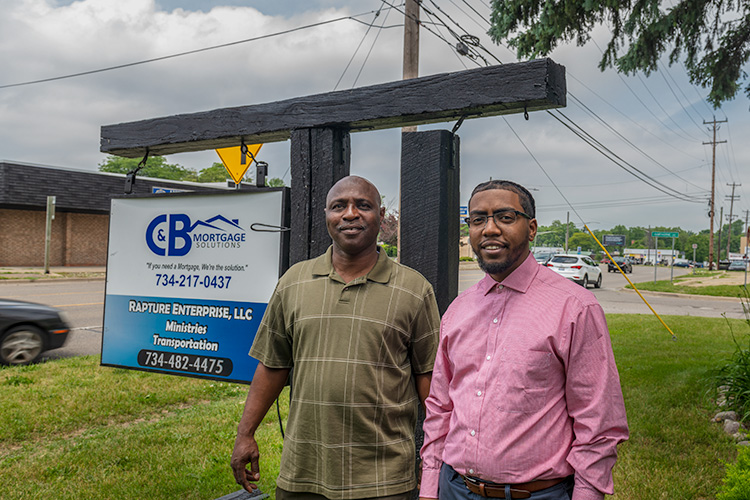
[464,209,532,228]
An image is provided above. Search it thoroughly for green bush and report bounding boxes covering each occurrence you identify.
[718,447,750,500]
[381,244,397,258]
[714,287,750,421]
[459,256,475,262]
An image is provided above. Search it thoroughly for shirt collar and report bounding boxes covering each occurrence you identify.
[479,252,539,295]
[312,245,392,284]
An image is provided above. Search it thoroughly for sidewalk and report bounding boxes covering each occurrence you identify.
[0,266,106,281]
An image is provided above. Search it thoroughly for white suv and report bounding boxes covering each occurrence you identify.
[546,254,602,288]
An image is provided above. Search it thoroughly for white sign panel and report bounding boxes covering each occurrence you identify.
[102,190,286,383]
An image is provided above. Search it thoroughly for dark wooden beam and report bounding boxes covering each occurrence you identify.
[101,58,565,157]
[400,130,460,316]
[289,128,350,266]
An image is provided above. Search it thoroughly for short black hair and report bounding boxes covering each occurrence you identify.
[469,180,536,218]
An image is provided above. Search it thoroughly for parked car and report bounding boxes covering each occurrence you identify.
[728,260,747,271]
[607,256,632,273]
[719,260,731,270]
[546,254,602,288]
[673,260,691,268]
[0,299,70,365]
[533,252,553,265]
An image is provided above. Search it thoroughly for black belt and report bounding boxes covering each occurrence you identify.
[461,474,567,499]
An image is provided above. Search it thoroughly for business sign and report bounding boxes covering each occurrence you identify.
[101,190,288,383]
[602,234,626,246]
[652,231,679,238]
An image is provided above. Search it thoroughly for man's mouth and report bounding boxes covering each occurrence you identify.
[481,241,507,251]
[339,225,364,234]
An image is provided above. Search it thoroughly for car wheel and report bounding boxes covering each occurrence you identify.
[582,275,589,288]
[594,273,602,288]
[0,326,46,366]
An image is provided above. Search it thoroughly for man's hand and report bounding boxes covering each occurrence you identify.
[231,433,261,492]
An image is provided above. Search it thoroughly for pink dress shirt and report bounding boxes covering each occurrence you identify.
[420,254,628,500]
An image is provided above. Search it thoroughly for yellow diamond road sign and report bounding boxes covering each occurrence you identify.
[216,144,262,184]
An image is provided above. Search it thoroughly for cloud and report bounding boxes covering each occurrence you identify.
[0,0,747,234]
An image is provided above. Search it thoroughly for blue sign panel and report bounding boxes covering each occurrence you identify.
[102,191,285,384]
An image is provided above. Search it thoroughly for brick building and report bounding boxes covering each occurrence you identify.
[0,161,226,266]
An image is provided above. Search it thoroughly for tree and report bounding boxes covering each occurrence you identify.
[267,178,286,187]
[489,1,750,107]
[379,211,399,247]
[197,162,230,183]
[98,155,198,181]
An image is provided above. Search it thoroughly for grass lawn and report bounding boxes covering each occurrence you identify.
[0,314,745,499]
[628,270,748,298]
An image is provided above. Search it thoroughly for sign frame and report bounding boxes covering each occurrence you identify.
[101,188,290,384]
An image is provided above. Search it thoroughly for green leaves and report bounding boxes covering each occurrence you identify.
[488,0,750,107]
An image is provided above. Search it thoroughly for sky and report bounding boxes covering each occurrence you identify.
[1,0,749,234]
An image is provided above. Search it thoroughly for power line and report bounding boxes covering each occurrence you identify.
[0,7,399,90]
[334,9,382,91]
[550,109,705,203]
[568,93,708,193]
[419,1,705,204]
[567,73,705,161]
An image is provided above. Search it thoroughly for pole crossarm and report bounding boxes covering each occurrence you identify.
[100,58,565,157]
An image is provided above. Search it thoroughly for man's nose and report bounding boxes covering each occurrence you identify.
[482,216,502,234]
[342,203,359,219]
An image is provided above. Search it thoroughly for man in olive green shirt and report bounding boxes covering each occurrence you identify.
[231,176,440,500]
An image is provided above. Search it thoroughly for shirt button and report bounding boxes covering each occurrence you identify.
[469,469,475,474]
[486,355,491,361]
[477,391,482,396]
[470,430,476,436]
[493,318,498,324]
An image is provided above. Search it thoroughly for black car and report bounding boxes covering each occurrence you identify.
[0,299,70,365]
[608,256,633,273]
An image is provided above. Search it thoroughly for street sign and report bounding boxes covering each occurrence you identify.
[216,144,262,184]
[652,231,679,238]
[692,243,698,249]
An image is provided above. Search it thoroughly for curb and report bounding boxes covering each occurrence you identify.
[619,286,744,302]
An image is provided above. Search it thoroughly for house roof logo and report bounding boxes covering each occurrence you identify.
[146,213,246,256]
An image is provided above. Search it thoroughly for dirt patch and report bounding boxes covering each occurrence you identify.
[676,271,749,287]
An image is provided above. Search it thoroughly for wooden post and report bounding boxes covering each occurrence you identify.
[289,128,351,266]
[400,130,460,315]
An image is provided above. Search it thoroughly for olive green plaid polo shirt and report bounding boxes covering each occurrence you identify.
[250,246,440,499]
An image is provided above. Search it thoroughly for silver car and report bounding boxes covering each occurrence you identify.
[546,254,602,288]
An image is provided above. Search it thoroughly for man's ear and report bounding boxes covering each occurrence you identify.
[528,218,538,242]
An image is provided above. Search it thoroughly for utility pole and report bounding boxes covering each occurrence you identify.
[402,0,420,133]
[717,206,724,268]
[704,116,727,270]
[726,182,741,260]
[398,0,420,263]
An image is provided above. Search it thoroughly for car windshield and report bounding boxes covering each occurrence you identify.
[613,257,626,263]
[550,256,579,264]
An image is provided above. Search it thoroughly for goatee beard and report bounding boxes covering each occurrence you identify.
[476,255,512,276]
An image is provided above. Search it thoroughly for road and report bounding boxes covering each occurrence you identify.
[0,279,105,361]
[460,263,747,320]
[0,263,745,362]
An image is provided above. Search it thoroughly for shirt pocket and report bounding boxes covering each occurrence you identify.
[494,348,552,413]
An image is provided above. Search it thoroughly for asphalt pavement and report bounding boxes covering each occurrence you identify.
[1,262,748,363]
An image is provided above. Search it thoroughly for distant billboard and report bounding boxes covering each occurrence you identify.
[603,234,626,246]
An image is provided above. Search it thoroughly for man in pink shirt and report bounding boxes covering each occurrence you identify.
[420,180,628,500]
